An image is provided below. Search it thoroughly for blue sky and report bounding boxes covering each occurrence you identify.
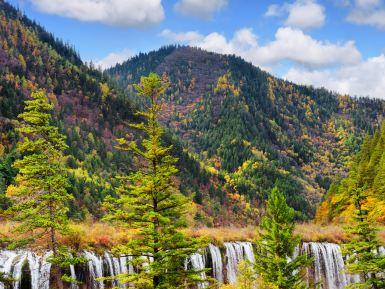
[7,0,385,99]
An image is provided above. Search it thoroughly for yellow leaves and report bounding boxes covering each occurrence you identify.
[99,82,110,102]
[214,73,240,96]
[5,184,17,197]
[18,54,26,71]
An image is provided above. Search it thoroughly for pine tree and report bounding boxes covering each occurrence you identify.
[255,187,311,289]
[6,90,74,289]
[343,186,385,289]
[104,73,206,289]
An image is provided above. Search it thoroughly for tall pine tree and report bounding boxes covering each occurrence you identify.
[255,187,311,289]
[104,73,206,289]
[6,90,74,289]
[343,186,385,289]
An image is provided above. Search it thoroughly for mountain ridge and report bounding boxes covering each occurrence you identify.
[1,0,385,224]
[106,45,385,218]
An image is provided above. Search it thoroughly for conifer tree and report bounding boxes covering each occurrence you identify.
[255,187,311,289]
[6,90,74,289]
[343,186,385,289]
[104,73,206,289]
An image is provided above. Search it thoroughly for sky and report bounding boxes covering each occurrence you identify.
[6,0,385,99]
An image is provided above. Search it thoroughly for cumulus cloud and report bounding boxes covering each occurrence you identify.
[160,27,361,68]
[346,0,385,29]
[29,0,165,27]
[265,0,325,29]
[285,55,385,98]
[95,49,134,69]
[160,29,203,42]
[174,0,228,19]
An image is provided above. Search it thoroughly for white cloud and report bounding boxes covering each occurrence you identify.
[29,0,164,27]
[346,0,385,29]
[174,0,228,19]
[95,49,134,69]
[285,55,385,98]
[160,27,361,68]
[265,0,325,29]
[160,29,203,42]
[265,4,282,16]
[285,0,325,29]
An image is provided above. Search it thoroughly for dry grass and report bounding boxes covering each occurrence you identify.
[294,223,348,244]
[1,221,385,250]
[185,226,257,244]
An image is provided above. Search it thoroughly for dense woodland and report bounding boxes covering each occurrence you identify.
[2,1,385,288]
[317,121,385,223]
[1,0,385,226]
[107,46,385,220]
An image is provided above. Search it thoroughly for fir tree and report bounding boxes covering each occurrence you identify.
[104,73,206,289]
[255,187,311,289]
[343,186,385,289]
[6,90,75,289]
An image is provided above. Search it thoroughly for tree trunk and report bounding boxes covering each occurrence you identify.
[50,264,64,289]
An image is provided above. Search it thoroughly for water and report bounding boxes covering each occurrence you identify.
[0,242,368,289]
[84,251,104,289]
[188,253,207,289]
[224,242,244,284]
[208,244,223,284]
[302,242,348,289]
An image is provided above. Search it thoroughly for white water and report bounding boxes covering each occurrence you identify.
[85,251,104,289]
[224,242,244,284]
[303,242,350,289]
[0,251,18,289]
[188,253,207,289]
[0,242,371,289]
[208,244,223,284]
[70,264,79,289]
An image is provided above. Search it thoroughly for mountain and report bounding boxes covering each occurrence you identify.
[316,121,385,224]
[106,46,385,218]
[1,0,385,225]
[0,1,214,223]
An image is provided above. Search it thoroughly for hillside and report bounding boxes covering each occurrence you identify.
[317,121,385,224]
[106,46,385,218]
[0,1,215,223]
[1,0,385,225]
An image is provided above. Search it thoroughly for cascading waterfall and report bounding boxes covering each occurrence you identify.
[224,242,244,284]
[239,242,255,263]
[208,244,223,284]
[303,242,349,289]
[85,251,105,289]
[188,253,207,289]
[0,251,18,289]
[0,242,373,289]
[70,264,79,289]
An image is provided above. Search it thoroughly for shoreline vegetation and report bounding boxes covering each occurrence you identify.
[1,221,384,251]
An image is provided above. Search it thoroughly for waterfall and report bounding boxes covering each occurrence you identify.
[0,251,18,289]
[0,242,373,289]
[12,252,27,289]
[224,242,244,284]
[188,253,207,289]
[303,242,348,289]
[239,242,255,263]
[27,251,52,289]
[85,251,104,289]
[208,244,223,284]
[70,264,79,289]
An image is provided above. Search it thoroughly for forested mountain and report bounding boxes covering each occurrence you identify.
[0,1,214,223]
[1,0,385,226]
[317,121,385,224]
[106,46,385,219]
